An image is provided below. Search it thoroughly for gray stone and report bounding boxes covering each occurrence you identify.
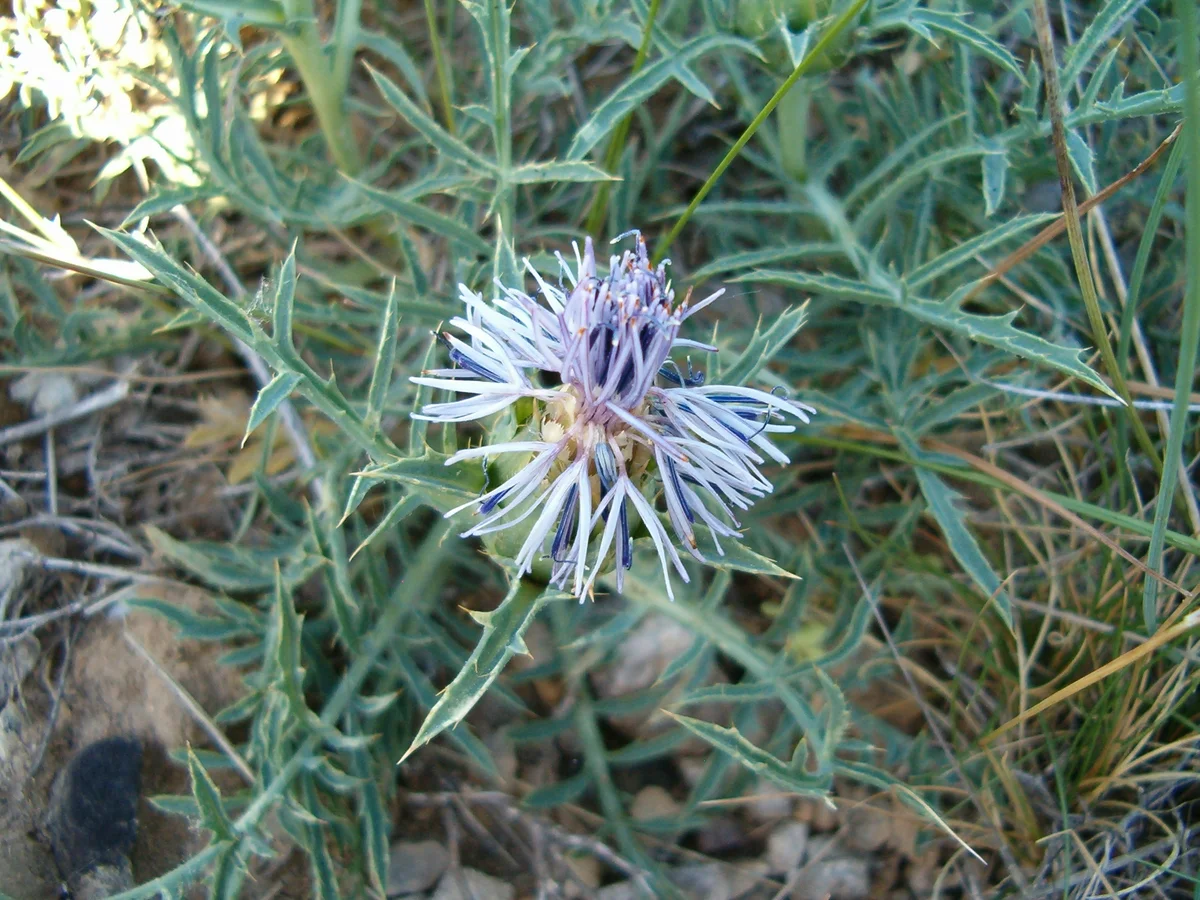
[795,853,869,900]
[767,821,809,874]
[845,804,890,852]
[431,867,515,900]
[746,776,793,823]
[387,840,450,895]
[596,881,651,900]
[670,862,733,900]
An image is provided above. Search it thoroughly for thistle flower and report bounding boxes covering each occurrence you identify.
[412,232,814,600]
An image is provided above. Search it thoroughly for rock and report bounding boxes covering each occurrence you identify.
[630,785,681,821]
[768,821,809,874]
[592,613,733,744]
[592,614,694,700]
[11,371,79,418]
[696,816,747,855]
[562,852,601,898]
[727,860,771,898]
[796,838,869,900]
[671,862,733,900]
[596,881,645,900]
[906,846,939,895]
[45,736,142,900]
[0,538,37,620]
[387,840,450,895]
[431,867,515,900]
[797,857,870,900]
[677,756,707,789]
[795,796,839,832]
[845,804,890,852]
[746,776,792,823]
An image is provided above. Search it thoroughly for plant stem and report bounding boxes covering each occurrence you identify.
[778,77,812,182]
[653,0,867,265]
[280,0,363,175]
[424,0,457,135]
[583,0,663,236]
[1030,0,1161,475]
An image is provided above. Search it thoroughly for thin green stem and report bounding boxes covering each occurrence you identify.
[1030,0,1161,475]
[330,0,364,102]
[653,0,867,265]
[583,0,663,236]
[424,0,457,135]
[1141,0,1200,630]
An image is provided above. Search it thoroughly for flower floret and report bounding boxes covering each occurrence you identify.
[411,232,815,599]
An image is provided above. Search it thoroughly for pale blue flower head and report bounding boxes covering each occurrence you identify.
[412,232,814,599]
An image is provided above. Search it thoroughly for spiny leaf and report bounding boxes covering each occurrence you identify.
[366,280,400,426]
[176,0,285,27]
[120,184,222,227]
[348,178,491,256]
[907,213,1057,288]
[720,302,809,385]
[664,712,832,797]
[981,146,1008,216]
[243,371,301,446]
[144,525,320,592]
[1066,129,1099,194]
[99,228,258,345]
[339,473,381,525]
[359,448,484,512]
[399,579,552,764]
[272,248,297,354]
[913,468,1013,631]
[509,160,619,184]
[186,745,236,841]
[567,34,762,161]
[1061,0,1148,88]
[908,9,1025,80]
[366,64,497,174]
[743,270,1120,400]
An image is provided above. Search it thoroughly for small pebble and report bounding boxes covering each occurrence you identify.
[845,804,890,852]
[767,821,809,874]
[562,852,601,898]
[431,867,515,900]
[630,785,680,821]
[746,776,792,823]
[596,881,644,900]
[671,862,732,900]
[796,856,870,900]
[696,816,746,855]
[387,839,450,895]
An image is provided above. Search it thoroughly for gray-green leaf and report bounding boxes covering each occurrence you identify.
[399,580,552,764]
[914,468,1012,630]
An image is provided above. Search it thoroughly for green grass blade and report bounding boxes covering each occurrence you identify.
[1141,0,1200,630]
